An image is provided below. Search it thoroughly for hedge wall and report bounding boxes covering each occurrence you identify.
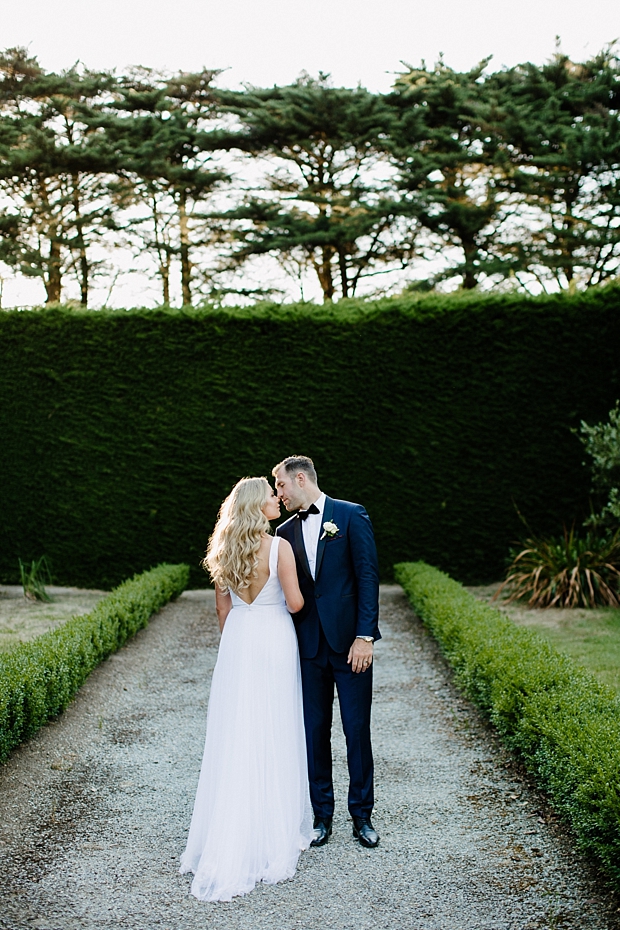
[395,561,620,887]
[1,289,619,587]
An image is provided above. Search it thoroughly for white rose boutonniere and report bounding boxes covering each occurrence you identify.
[320,521,339,540]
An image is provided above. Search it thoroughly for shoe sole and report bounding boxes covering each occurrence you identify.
[352,826,379,848]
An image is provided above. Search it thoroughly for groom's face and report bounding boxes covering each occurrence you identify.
[274,468,304,512]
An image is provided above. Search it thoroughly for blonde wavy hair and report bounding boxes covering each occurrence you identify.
[203,477,272,592]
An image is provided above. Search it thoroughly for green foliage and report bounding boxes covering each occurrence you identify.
[498,399,620,607]
[0,562,189,764]
[2,45,620,305]
[98,66,227,306]
[0,48,121,306]
[580,401,620,526]
[216,75,404,302]
[497,526,620,607]
[18,555,52,602]
[486,48,620,290]
[389,57,511,290]
[0,289,619,588]
[395,560,620,887]
[0,48,227,309]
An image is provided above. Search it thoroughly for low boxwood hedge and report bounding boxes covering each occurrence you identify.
[394,560,620,888]
[0,562,189,764]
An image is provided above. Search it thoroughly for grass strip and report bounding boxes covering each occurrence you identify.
[0,563,189,764]
[395,560,620,888]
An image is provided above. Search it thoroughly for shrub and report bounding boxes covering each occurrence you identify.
[580,400,620,528]
[0,562,189,764]
[395,560,620,888]
[496,526,620,608]
[1,288,620,588]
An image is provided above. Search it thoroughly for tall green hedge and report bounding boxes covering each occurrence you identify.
[0,562,189,764]
[1,289,619,587]
[395,561,620,887]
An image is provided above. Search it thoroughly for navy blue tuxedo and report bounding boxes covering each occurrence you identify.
[276,496,381,658]
[276,496,380,820]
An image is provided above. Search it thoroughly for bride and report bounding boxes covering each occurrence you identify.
[180,477,314,902]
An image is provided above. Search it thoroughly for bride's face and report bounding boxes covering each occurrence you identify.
[262,487,282,521]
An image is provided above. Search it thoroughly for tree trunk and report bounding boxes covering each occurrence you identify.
[315,246,335,302]
[71,175,89,307]
[150,195,171,305]
[461,238,478,290]
[161,255,170,305]
[79,247,88,306]
[552,173,581,287]
[561,192,577,286]
[338,247,349,298]
[45,236,62,303]
[178,191,192,306]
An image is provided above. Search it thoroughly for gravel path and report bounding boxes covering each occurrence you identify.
[1,586,618,930]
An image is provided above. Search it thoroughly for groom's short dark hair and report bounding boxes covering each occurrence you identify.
[272,455,318,483]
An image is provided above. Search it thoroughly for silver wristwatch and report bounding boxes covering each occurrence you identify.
[356,636,374,643]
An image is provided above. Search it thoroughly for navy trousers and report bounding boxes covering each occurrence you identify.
[300,625,374,820]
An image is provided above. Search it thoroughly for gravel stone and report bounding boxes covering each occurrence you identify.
[0,586,618,929]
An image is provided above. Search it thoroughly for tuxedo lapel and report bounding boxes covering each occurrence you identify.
[314,496,334,581]
[293,515,313,580]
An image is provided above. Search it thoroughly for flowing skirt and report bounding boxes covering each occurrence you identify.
[180,603,314,902]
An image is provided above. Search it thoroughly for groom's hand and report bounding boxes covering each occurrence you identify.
[348,638,373,673]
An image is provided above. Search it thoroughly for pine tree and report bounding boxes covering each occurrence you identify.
[387,58,515,290]
[489,46,620,290]
[0,48,120,305]
[102,67,227,306]
[213,75,407,302]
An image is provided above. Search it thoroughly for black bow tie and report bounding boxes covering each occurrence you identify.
[296,503,320,521]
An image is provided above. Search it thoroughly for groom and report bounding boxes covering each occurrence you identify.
[273,455,381,848]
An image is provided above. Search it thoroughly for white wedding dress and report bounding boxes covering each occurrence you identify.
[180,536,313,902]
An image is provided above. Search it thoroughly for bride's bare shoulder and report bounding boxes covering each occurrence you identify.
[257,534,273,558]
[277,537,295,558]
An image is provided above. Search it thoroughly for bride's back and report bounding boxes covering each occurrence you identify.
[234,535,272,604]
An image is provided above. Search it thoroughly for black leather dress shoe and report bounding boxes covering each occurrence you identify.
[310,816,333,847]
[352,816,379,848]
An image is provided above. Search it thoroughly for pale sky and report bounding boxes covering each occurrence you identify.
[5,0,620,92]
[2,0,620,308]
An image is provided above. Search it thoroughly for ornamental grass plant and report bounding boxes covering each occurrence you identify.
[18,555,52,602]
[495,527,620,608]
[496,401,620,609]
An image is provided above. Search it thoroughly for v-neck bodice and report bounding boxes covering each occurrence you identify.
[229,537,285,609]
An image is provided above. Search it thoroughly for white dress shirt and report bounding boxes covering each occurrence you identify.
[300,492,326,580]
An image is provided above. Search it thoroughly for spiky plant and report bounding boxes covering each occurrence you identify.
[495,527,620,608]
[18,556,52,602]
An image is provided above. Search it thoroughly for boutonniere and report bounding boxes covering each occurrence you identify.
[320,521,339,540]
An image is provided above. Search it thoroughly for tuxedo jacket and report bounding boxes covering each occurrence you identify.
[276,496,380,659]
